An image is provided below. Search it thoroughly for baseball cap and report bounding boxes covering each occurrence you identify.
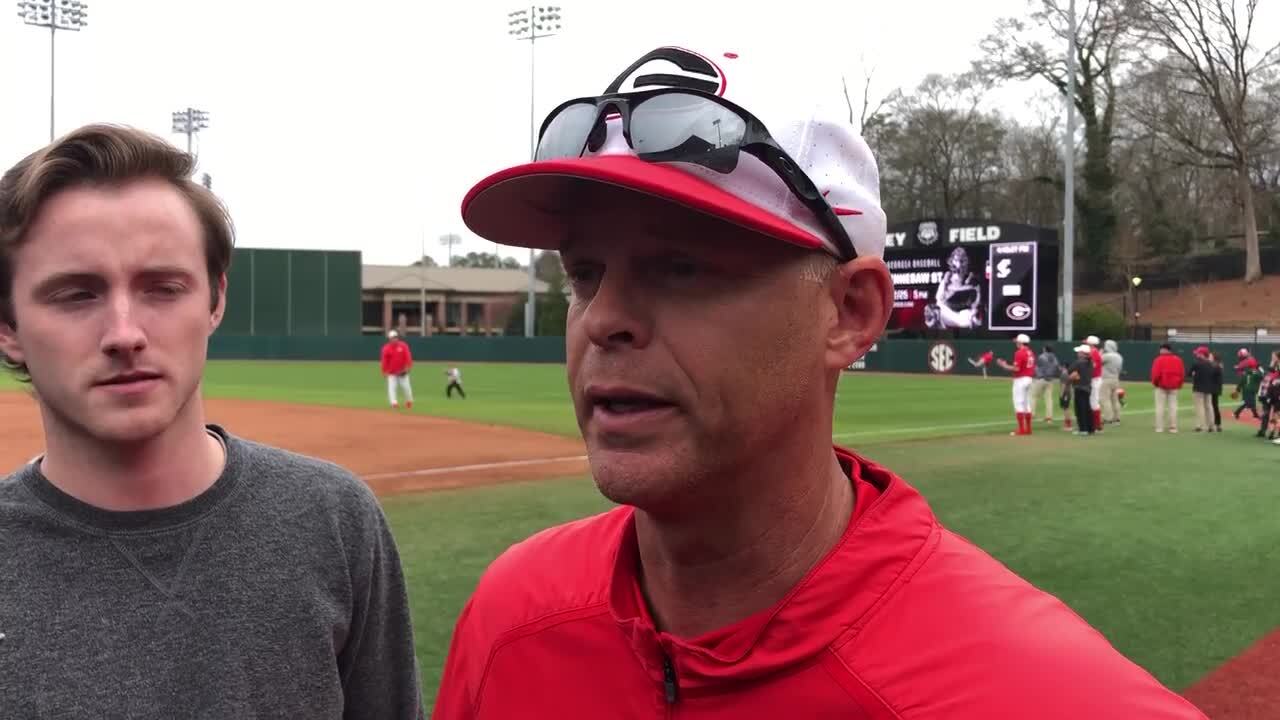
[1074,344,1091,354]
[1239,348,1251,358]
[1015,333,1030,344]
[1195,345,1210,356]
[460,44,887,261]
[1085,336,1100,346]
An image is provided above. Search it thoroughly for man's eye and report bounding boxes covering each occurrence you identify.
[148,283,186,297]
[660,257,702,279]
[565,264,602,287]
[51,289,95,304]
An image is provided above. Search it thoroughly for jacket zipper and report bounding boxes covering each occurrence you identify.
[662,653,679,705]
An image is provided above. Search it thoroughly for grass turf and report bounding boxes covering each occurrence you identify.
[6,361,1279,711]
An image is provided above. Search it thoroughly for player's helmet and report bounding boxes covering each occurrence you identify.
[387,330,399,339]
[947,247,968,273]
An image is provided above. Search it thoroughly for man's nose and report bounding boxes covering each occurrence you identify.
[99,295,147,356]
[581,270,651,350]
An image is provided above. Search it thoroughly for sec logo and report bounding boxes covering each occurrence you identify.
[1006,302,1032,321]
[928,342,956,373]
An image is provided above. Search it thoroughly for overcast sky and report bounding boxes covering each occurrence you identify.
[1,0,1075,266]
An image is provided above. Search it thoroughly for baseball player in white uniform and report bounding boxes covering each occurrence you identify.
[1086,335,1103,429]
[997,333,1037,436]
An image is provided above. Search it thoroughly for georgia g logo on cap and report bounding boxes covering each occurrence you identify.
[602,46,732,97]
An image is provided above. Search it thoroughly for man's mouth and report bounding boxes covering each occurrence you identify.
[585,386,676,416]
[96,371,162,387]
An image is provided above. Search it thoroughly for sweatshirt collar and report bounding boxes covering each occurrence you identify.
[607,447,938,691]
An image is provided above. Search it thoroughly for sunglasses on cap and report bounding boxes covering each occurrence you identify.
[534,87,859,262]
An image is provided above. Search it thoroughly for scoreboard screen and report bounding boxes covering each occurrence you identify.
[988,241,1038,332]
[883,220,1058,339]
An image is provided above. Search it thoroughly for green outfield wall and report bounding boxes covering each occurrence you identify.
[207,334,1271,382]
[846,339,1270,383]
[218,248,362,337]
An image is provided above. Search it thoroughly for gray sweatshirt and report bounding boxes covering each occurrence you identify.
[1035,351,1061,380]
[1102,341,1124,380]
[0,425,424,719]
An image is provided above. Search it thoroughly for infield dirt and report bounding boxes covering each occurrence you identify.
[0,391,587,495]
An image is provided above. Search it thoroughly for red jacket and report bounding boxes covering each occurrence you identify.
[381,339,412,375]
[432,448,1205,719]
[1091,347,1104,379]
[1151,353,1186,390]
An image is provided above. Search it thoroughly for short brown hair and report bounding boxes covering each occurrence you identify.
[0,123,235,380]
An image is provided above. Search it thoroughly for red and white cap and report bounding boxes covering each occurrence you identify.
[460,44,887,261]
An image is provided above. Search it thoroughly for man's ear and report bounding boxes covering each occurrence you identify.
[209,273,227,333]
[825,257,893,371]
[0,318,24,367]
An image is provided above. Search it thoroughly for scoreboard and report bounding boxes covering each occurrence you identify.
[883,220,1058,339]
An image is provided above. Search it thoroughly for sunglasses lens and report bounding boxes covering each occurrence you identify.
[536,102,599,161]
[630,93,747,171]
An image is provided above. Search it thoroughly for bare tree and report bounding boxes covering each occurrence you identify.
[1135,0,1280,282]
[976,0,1147,287]
[842,62,900,136]
[874,74,1009,220]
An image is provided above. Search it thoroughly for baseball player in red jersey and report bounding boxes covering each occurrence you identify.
[997,334,1037,435]
[1087,335,1104,433]
[968,350,995,378]
[380,330,414,409]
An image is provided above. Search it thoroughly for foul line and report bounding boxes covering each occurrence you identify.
[362,455,587,482]
[834,405,1192,440]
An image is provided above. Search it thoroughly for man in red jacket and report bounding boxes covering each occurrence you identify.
[434,44,1206,719]
[381,329,414,409]
[1151,343,1185,433]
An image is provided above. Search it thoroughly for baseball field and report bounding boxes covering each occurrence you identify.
[2,362,1278,716]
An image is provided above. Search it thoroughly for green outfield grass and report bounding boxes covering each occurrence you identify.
[5,361,1278,712]
[192,359,1223,442]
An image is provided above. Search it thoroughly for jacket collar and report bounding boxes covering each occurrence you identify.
[607,446,938,690]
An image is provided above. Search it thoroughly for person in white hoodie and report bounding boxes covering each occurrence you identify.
[1101,340,1125,425]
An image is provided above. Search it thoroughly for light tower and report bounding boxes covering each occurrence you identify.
[507,5,562,337]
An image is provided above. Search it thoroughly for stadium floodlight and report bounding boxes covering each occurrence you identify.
[508,5,563,338]
[18,0,89,142]
[171,107,210,156]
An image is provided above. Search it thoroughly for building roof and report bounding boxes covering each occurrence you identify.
[363,265,549,294]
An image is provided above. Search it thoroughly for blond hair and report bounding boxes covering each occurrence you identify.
[0,124,235,380]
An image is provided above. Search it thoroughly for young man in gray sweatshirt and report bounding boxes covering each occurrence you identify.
[1101,340,1125,425]
[0,124,424,718]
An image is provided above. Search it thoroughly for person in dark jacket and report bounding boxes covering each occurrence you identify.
[1258,352,1280,439]
[1207,352,1224,432]
[1188,347,1216,432]
[1068,345,1096,435]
